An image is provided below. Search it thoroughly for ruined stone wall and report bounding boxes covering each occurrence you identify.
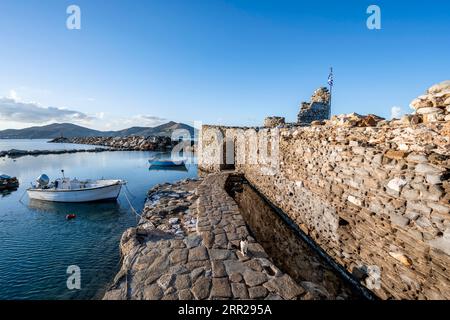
[198,122,450,299]
[297,102,330,125]
[264,117,285,128]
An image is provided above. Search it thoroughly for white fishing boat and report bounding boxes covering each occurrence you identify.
[27,172,125,203]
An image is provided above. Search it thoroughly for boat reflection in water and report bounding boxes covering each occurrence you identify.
[148,164,188,172]
[28,198,123,220]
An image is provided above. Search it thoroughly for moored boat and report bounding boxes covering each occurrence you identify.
[27,174,125,203]
[148,158,186,167]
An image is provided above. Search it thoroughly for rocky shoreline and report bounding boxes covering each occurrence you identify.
[0,147,116,159]
[50,135,174,151]
[0,174,19,191]
[104,173,353,300]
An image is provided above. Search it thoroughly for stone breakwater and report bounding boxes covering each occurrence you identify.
[103,174,350,300]
[198,81,450,300]
[0,147,114,159]
[51,135,173,151]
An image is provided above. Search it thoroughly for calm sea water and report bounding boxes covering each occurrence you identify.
[0,146,197,300]
[0,139,104,152]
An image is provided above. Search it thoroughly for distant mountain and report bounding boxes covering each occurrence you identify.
[0,122,196,139]
[113,121,195,137]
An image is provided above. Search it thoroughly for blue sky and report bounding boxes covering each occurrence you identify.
[0,0,449,130]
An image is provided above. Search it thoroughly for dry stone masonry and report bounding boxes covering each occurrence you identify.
[264,117,285,128]
[198,81,450,300]
[410,80,450,123]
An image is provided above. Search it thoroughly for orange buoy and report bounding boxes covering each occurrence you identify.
[66,214,76,220]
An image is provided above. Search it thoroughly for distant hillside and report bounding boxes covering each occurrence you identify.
[114,121,196,138]
[0,122,196,139]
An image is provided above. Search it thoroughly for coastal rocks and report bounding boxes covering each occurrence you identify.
[264,117,285,128]
[297,87,331,125]
[49,137,71,143]
[410,80,450,123]
[0,148,112,159]
[142,180,200,238]
[51,135,174,151]
[0,174,19,191]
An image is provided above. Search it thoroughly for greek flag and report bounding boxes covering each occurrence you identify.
[328,68,334,87]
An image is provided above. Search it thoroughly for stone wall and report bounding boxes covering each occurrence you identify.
[198,120,450,299]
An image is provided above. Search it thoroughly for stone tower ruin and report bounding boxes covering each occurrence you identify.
[297,87,331,125]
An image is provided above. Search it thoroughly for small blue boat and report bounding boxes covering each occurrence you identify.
[148,158,186,167]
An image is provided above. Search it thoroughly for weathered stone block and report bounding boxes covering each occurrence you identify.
[211,278,232,298]
[231,283,249,299]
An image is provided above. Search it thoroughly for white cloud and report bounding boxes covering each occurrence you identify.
[391,106,403,119]
[96,112,105,119]
[133,115,167,126]
[0,94,168,131]
[0,96,94,124]
[99,115,167,131]
[8,90,19,100]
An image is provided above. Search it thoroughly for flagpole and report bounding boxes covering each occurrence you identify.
[328,67,333,119]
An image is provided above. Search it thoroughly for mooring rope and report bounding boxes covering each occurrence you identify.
[18,189,27,205]
[124,184,136,199]
[123,189,142,219]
